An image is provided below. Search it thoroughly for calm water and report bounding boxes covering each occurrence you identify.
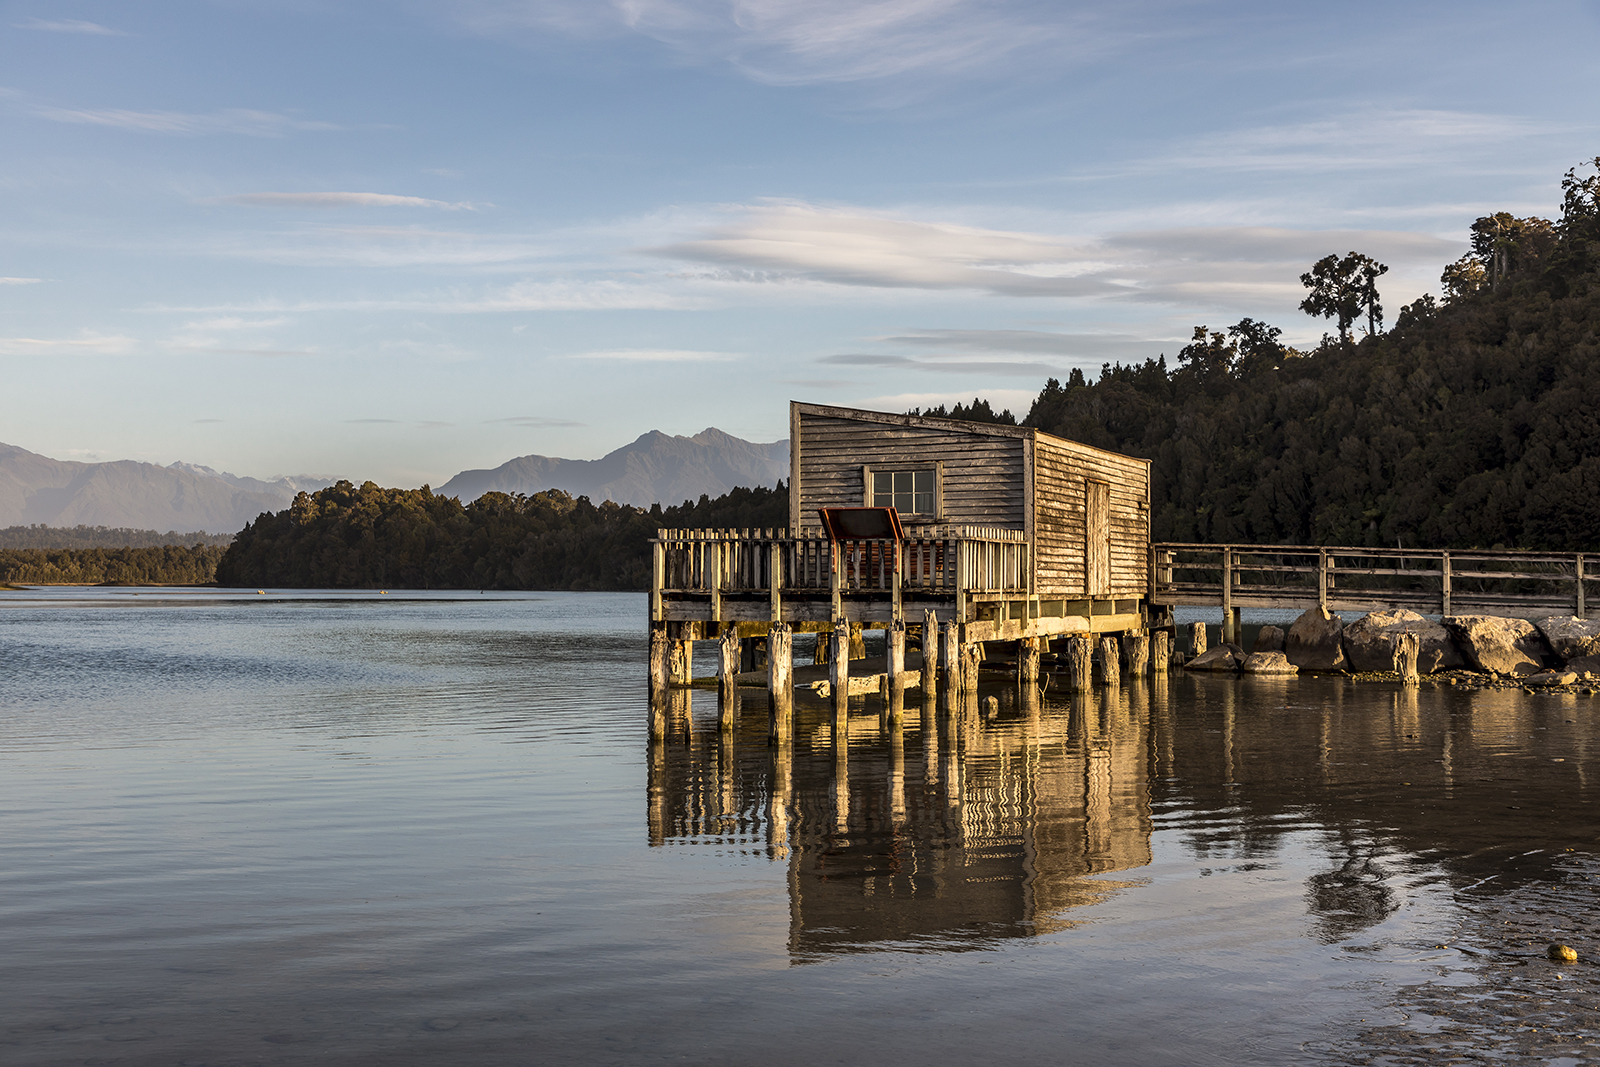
[3,588,1598,1065]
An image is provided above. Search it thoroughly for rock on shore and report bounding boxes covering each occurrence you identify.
[1241,650,1298,674]
[1286,607,1346,670]
[1342,608,1463,674]
[1185,643,1245,671]
[1536,616,1600,661]
[1443,615,1555,676]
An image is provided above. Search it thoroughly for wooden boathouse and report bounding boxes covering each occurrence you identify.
[647,402,1156,735]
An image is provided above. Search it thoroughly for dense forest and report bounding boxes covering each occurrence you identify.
[0,545,228,586]
[1024,156,1600,551]
[0,525,234,549]
[216,481,786,590]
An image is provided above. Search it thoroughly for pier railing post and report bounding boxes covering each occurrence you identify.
[1441,552,1452,616]
[770,539,783,622]
[650,540,664,623]
[1318,548,1328,610]
[1577,553,1586,618]
[830,540,843,623]
[708,540,722,622]
[1221,547,1233,642]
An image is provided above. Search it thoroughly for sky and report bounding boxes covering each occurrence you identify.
[2,1,1596,487]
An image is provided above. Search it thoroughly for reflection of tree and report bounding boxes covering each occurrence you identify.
[1305,848,1397,945]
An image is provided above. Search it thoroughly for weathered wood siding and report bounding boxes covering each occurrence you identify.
[1033,434,1149,598]
[795,410,1026,528]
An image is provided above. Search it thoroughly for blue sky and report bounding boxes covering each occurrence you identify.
[2,1,1596,487]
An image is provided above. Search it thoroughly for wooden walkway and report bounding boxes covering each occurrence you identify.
[1151,543,1595,619]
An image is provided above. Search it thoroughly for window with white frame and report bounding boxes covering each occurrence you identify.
[869,468,937,516]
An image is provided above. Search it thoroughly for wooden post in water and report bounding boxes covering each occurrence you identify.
[1123,632,1149,676]
[886,618,906,697]
[962,643,981,694]
[1395,631,1421,686]
[718,627,740,731]
[649,627,669,740]
[921,608,940,700]
[941,621,962,695]
[849,622,867,661]
[1019,639,1041,685]
[1189,620,1208,658]
[830,626,851,718]
[1065,635,1093,692]
[1151,630,1171,674]
[1099,636,1121,689]
[669,637,693,685]
[768,623,793,744]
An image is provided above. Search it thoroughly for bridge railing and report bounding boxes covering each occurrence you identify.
[1152,543,1594,617]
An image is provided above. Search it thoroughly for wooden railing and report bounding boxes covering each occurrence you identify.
[1152,543,1594,617]
[654,526,1028,597]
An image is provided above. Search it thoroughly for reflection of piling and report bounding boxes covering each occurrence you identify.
[717,728,736,831]
[833,725,850,835]
[647,736,667,845]
[1123,632,1149,676]
[718,627,740,732]
[1151,630,1170,674]
[769,742,792,859]
[1189,621,1208,658]
[667,687,693,744]
[768,623,793,744]
[829,626,851,720]
[922,690,940,784]
[1395,631,1421,685]
[1099,637,1121,689]
[889,720,906,825]
[1064,634,1093,692]
[1020,639,1041,685]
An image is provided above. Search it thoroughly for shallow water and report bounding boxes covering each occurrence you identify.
[2,587,1598,1065]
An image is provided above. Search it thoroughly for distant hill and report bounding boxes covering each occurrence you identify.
[0,442,335,534]
[0,525,235,549]
[438,427,789,507]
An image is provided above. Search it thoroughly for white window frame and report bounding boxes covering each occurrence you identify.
[862,463,942,520]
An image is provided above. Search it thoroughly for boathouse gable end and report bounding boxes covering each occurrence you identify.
[791,403,1027,530]
[1032,433,1151,600]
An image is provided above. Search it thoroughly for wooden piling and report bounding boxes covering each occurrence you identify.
[768,623,793,743]
[1395,631,1421,686]
[669,638,693,685]
[1123,632,1149,676]
[1100,636,1121,688]
[849,622,867,661]
[886,619,906,696]
[941,621,962,694]
[1019,639,1041,685]
[830,625,850,717]
[718,627,739,731]
[1065,634,1093,692]
[962,643,980,693]
[921,608,940,699]
[1151,630,1171,673]
[1189,620,1208,658]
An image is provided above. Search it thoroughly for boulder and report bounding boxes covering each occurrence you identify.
[1253,625,1286,653]
[1185,643,1245,672]
[1341,608,1464,674]
[1524,670,1578,687]
[1286,607,1347,671]
[1535,616,1600,663]
[1241,650,1298,675]
[1442,615,1554,676]
[1567,654,1600,675]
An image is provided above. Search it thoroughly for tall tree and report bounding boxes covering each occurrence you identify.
[1299,252,1388,343]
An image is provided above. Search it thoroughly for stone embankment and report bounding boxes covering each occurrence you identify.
[1185,607,1600,693]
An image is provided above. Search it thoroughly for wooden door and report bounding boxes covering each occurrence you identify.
[1086,479,1110,597]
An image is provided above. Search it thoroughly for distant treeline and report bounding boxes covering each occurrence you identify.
[216,481,787,590]
[1022,155,1600,551]
[0,545,228,586]
[0,524,234,549]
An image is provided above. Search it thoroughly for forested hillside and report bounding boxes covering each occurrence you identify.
[0,545,227,586]
[216,481,786,590]
[1025,157,1600,551]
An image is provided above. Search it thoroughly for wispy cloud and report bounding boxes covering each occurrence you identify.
[0,333,136,355]
[155,279,700,313]
[576,348,740,362]
[882,328,1168,359]
[13,17,127,35]
[821,352,1059,376]
[30,104,341,136]
[486,415,587,428]
[460,0,1140,88]
[654,200,1462,306]
[0,276,43,285]
[214,192,476,210]
[179,347,316,358]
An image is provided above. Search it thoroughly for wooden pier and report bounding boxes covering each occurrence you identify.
[1151,543,1595,642]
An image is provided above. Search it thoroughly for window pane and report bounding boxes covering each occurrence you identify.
[893,470,912,494]
[874,472,892,502]
[895,492,913,513]
[913,492,934,515]
[914,470,934,495]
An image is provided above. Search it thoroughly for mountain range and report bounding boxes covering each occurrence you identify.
[1,427,788,536]
[437,428,789,507]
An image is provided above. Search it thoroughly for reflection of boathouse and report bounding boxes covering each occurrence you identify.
[647,688,1153,955]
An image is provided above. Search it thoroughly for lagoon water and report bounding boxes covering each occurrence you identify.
[4,588,1600,1065]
